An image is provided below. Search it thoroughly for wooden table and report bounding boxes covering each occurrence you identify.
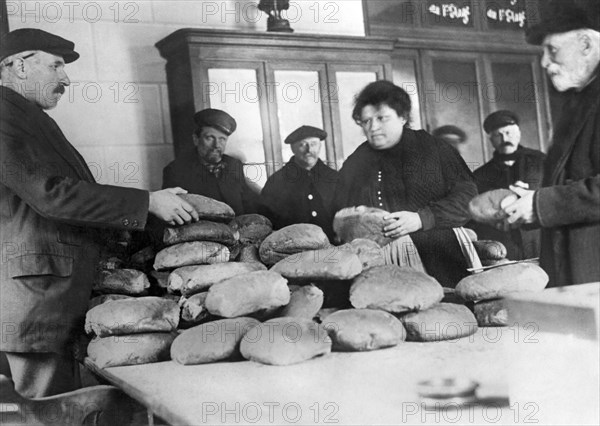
[85,328,522,426]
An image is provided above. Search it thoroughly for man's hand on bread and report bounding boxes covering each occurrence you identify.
[149,187,199,226]
[383,211,423,238]
[501,184,538,227]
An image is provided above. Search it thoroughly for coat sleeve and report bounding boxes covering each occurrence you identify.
[536,175,600,227]
[417,141,478,230]
[1,117,149,231]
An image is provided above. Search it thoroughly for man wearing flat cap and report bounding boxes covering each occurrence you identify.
[0,29,198,397]
[502,1,600,287]
[162,108,259,215]
[260,125,338,239]
[470,110,545,260]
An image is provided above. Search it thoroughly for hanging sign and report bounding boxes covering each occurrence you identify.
[427,1,473,27]
[486,0,527,29]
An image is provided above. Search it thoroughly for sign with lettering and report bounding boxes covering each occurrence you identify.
[486,0,527,29]
[427,1,473,27]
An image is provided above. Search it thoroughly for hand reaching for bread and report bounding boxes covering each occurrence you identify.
[149,187,199,226]
[383,211,423,238]
[502,185,538,226]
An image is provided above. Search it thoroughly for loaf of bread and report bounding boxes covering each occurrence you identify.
[281,285,324,319]
[333,206,394,246]
[88,294,132,310]
[240,317,331,366]
[259,224,330,266]
[178,194,235,222]
[171,317,260,365]
[474,299,509,326]
[229,214,273,246]
[87,333,176,368]
[85,297,179,337]
[163,221,238,247]
[323,309,406,351]
[455,262,548,301]
[401,303,478,342]
[271,247,362,280]
[469,189,518,224]
[153,242,230,271]
[473,240,507,260]
[350,265,444,313]
[205,270,290,317]
[338,238,385,270]
[92,269,150,295]
[463,228,478,241]
[179,292,210,325]
[168,262,267,296]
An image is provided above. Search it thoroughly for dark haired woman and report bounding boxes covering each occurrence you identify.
[335,80,477,287]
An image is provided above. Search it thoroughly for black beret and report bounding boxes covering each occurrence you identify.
[432,125,467,142]
[526,2,600,45]
[483,110,520,134]
[0,28,79,63]
[284,125,327,144]
[194,109,237,136]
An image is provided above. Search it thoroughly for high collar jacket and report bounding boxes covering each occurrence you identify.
[259,158,339,239]
[162,153,259,216]
[534,71,600,287]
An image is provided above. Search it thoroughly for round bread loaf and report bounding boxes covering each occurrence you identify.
[473,240,507,260]
[474,299,509,326]
[85,296,180,337]
[259,224,330,266]
[178,194,235,222]
[401,303,478,342]
[205,270,290,317]
[240,317,331,366]
[469,189,518,224]
[154,241,230,270]
[455,262,548,301]
[92,268,150,295]
[349,265,444,313]
[87,333,176,368]
[271,247,362,280]
[323,309,406,351]
[168,262,266,296]
[281,285,324,319]
[338,238,385,270]
[171,317,260,365]
[333,206,393,246]
[163,220,238,247]
[229,214,273,246]
[463,228,478,241]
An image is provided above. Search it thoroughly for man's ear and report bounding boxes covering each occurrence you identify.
[192,133,200,147]
[12,58,28,79]
[578,32,592,56]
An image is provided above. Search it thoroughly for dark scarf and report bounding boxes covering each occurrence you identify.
[201,160,226,178]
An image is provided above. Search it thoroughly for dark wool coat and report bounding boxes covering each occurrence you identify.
[535,72,600,287]
[335,128,478,287]
[0,86,149,353]
[472,146,546,260]
[260,158,339,240]
[162,153,259,216]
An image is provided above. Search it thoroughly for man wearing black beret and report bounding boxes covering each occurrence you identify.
[502,2,600,287]
[470,110,545,260]
[162,108,260,216]
[0,29,198,397]
[260,125,338,239]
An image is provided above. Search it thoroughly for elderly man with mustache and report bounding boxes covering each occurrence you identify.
[470,110,546,260]
[260,125,338,240]
[502,2,600,287]
[162,108,260,216]
[0,29,198,397]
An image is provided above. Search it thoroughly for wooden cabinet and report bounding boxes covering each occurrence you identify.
[156,29,394,186]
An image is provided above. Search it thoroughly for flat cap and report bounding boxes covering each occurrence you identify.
[285,125,327,144]
[432,125,467,142]
[194,109,237,136]
[483,110,519,134]
[0,28,79,63]
[526,2,600,45]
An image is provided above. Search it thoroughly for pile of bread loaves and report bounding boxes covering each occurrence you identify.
[85,193,549,368]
